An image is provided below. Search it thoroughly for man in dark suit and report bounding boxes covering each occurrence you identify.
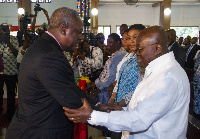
[166,29,186,68]
[6,7,101,139]
[185,37,200,70]
[185,37,200,82]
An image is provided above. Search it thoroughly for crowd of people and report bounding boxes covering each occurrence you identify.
[0,6,199,139]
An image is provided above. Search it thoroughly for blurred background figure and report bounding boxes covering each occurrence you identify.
[0,23,19,121]
[185,37,200,82]
[72,39,103,79]
[166,29,185,68]
[178,37,184,46]
[96,33,111,65]
[119,24,128,37]
[183,37,191,50]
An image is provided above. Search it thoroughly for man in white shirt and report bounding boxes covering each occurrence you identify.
[64,26,190,139]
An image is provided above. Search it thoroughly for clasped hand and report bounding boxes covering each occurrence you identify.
[63,98,123,123]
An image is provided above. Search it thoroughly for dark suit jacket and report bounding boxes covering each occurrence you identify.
[6,33,99,139]
[170,42,186,68]
[185,44,200,69]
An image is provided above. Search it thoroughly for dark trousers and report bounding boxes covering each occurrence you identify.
[0,74,17,119]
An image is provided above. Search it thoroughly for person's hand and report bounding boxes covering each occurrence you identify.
[86,82,96,91]
[99,103,123,113]
[20,39,31,55]
[22,39,31,50]
[63,98,93,123]
[78,52,85,60]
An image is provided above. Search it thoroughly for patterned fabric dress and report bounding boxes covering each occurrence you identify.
[0,35,19,75]
[115,53,139,102]
[193,52,200,114]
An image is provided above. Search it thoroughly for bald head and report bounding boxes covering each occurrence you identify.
[138,26,168,53]
[136,26,169,68]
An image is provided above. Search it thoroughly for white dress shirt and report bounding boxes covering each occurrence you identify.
[88,52,190,139]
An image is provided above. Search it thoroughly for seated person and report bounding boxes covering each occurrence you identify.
[72,40,103,78]
[87,33,127,104]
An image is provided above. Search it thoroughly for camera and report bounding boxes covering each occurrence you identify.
[0,23,10,41]
[19,13,34,40]
[34,4,44,12]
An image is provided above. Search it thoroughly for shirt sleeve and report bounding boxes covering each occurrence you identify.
[89,77,180,133]
[17,47,23,63]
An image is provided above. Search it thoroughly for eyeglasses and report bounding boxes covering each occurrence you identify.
[135,43,158,53]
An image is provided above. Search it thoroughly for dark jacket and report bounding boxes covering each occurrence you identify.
[6,33,99,139]
[185,44,200,69]
[169,42,186,68]
[0,55,3,72]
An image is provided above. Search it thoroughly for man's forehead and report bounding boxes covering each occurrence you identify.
[137,33,155,45]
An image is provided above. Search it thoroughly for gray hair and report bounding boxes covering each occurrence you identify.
[49,7,81,29]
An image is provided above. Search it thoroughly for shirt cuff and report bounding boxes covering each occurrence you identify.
[88,110,109,126]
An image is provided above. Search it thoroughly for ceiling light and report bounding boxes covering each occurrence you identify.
[91,8,98,16]
[18,8,25,15]
[164,8,171,15]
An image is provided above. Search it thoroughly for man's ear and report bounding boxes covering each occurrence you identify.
[59,24,68,35]
[155,44,162,55]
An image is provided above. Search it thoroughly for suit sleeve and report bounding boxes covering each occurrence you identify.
[36,51,98,109]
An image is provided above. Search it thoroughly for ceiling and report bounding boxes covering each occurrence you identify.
[98,0,200,6]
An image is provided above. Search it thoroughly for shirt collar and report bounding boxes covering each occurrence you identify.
[45,31,63,51]
[144,52,175,78]
[168,42,176,50]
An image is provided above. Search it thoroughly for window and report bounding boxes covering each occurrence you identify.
[170,26,199,39]
[171,26,199,44]
[98,26,111,45]
[116,26,121,38]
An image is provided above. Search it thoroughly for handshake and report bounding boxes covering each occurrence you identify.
[63,98,123,123]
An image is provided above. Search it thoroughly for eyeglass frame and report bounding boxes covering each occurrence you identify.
[135,43,159,53]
